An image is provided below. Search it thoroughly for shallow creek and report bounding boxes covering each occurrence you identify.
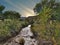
[4,25,38,45]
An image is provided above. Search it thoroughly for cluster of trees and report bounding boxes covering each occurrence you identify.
[0,0,60,45]
[31,0,60,45]
[0,5,25,42]
[0,5,21,20]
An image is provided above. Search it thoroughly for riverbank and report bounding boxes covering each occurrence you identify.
[3,25,38,45]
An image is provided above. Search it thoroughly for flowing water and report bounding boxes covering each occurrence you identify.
[4,25,38,45]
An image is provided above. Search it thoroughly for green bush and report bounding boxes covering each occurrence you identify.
[0,19,22,41]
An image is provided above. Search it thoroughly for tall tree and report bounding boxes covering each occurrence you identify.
[4,11,21,19]
[34,0,59,14]
[0,5,5,13]
[0,5,5,20]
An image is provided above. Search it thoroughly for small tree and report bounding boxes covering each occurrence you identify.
[0,5,5,13]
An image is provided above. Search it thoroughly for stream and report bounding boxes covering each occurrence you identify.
[4,25,38,45]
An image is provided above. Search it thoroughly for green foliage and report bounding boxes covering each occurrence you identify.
[0,5,22,42]
[55,5,60,21]
[0,19,22,38]
[39,6,52,23]
[0,5,5,20]
[3,11,20,19]
[0,1,60,45]
[32,0,60,45]
[34,0,58,14]
[0,5,5,12]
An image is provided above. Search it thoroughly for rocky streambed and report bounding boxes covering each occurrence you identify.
[3,25,38,45]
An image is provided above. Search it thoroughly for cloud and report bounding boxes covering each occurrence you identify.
[5,0,35,17]
[5,0,21,10]
[16,2,35,16]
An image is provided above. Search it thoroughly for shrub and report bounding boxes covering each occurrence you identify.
[0,19,22,42]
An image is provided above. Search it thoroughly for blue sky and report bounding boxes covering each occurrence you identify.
[0,0,41,17]
[0,0,60,17]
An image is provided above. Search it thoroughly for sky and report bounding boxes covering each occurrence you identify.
[0,0,41,17]
[0,0,60,17]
